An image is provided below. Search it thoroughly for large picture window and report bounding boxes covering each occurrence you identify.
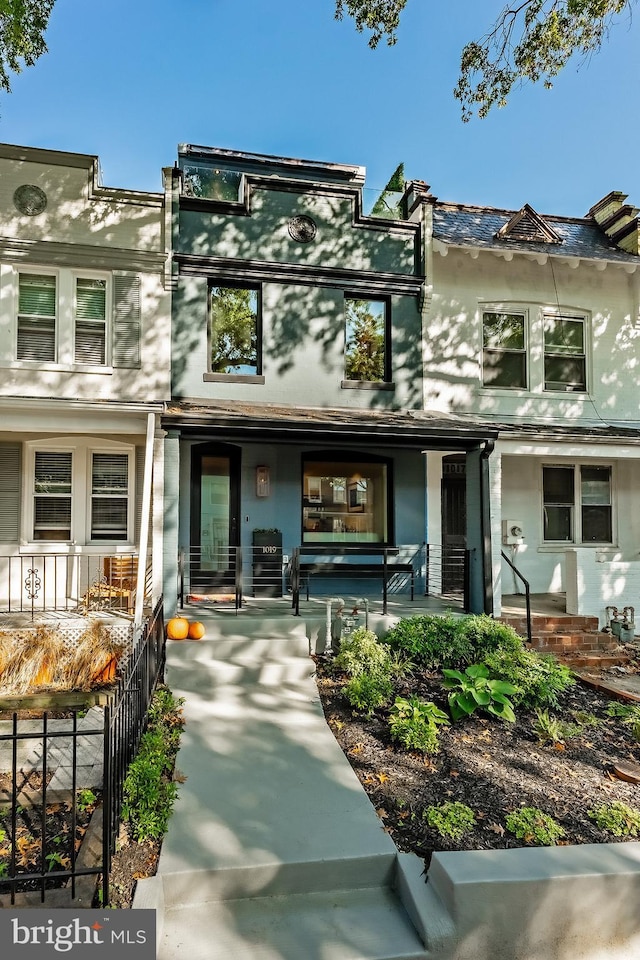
[482,312,526,388]
[302,457,390,544]
[209,285,260,375]
[344,297,388,382]
[543,464,612,543]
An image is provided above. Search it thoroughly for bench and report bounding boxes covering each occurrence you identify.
[296,547,416,603]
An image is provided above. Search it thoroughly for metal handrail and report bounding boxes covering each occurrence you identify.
[501,550,532,644]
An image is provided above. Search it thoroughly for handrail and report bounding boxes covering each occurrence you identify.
[501,550,532,645]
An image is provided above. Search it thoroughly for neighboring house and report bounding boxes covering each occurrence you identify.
[426,191,640,624]
[161,145,498,615]
[0,143,171,620]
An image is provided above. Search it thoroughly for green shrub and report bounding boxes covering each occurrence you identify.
[384,615,472,668]
[462,615,523,660]
[334,628,392,678]
[344,672,393,714]
[606,702,640,741]
[588,802,640,837]
[443,663,517,722]
[423,801,476,841]
[505,807,565,845]
[483,647,575,709]
[388,696,449,754]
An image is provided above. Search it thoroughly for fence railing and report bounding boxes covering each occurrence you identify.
[425,544,469,600]
[0,552,151,619]
[0,598,165,907]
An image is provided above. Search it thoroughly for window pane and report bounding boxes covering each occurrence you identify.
[210,286,259,374]
[482,350,526,388]
[543,466,574,504]
[544,505,573,541]
[34,451,72,540]
[582,506,612,542]
[581,466,611,505]
[76,278,106,320]
[35,452,72,493]
[543,466,574,541]
[91,454,128,540]
[544,317,584,353]
[345,299,386,382]
[302,460,388,543]
[544,356,586,391]
[17,318,56,361]
[183,164,241,201]
[75,321,106,364]
[19,274,56,317]
[483,313,524,349]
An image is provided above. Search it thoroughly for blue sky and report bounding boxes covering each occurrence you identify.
[2,0,638,215]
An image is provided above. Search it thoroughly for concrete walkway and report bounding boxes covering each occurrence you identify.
[134,615,428,959]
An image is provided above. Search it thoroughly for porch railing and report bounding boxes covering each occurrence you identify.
[0,552,151,620]
[501,550,532,644]
[0,598,165,907]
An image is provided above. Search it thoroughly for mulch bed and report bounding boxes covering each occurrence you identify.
[314,657,640,866]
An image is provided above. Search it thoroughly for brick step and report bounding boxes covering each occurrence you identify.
[529,632,619,655]
[500,615,601,635]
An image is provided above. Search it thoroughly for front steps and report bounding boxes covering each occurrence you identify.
[500,614,621,655]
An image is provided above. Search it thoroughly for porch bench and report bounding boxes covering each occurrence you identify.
[297,547,415,601]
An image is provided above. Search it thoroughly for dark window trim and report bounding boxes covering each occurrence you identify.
[481,310,527,390]
[301,449,394,547]
[341,380,395,391]
[343,292,392,384]
[207,280,263,377]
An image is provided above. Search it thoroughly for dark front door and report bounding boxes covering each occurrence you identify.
[190,443,240,596]
[442,455,466,594]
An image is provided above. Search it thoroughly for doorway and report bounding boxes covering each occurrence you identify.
[441,455,466,594]
[190,443,240,595]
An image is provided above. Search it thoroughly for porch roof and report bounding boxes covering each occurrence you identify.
[163,400,498,449]
[490,419,640,445]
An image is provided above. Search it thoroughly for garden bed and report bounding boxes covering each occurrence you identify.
[314,617,640,863]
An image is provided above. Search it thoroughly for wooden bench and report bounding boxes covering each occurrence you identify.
[297,547,415,602]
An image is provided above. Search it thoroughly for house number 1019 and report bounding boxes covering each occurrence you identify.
[261,546,278,554]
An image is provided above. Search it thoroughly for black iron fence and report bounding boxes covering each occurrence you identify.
[0,552,152,619]
[0,598,165,907]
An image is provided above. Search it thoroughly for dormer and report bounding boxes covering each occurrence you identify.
[495,204,562,244]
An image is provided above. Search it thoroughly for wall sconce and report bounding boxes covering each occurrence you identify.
[256,465,270,498]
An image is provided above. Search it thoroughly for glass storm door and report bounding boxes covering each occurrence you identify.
[190,444,240,595]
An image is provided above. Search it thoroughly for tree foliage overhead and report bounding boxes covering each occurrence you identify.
[0,0,54,94]
[335,0,635,119]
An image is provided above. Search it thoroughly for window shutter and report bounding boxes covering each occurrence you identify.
[0,442,22,541]
[134,445,145,541]
[113,274,141,369]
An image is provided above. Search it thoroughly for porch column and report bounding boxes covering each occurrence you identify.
[163,430,181,618]
[152,428,166,607]
[489,449,503,618]
[465,442,494,615]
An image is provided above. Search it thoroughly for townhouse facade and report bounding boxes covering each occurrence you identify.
[0,143,171,620]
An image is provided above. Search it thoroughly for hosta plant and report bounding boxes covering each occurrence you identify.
[442,663,517,722]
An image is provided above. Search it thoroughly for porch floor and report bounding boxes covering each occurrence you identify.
[180,592,463,622]
[500,592,567,617]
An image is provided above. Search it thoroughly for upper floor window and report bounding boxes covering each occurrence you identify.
[543,315,586,392]
[482,312,526,389]
[18,273,56,362]
[543,464,612,543]
[344,297,389,382]
[75,278,107,365]
[209,285,260,375]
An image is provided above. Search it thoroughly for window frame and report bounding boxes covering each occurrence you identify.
[16,270,58,364]
[74,273,110,367]
[342,293,391,386]
[543,311,587,393]
[301,451,394,547]
[206,281,263,381]
[481,309,528,390]
[542,462,614,545]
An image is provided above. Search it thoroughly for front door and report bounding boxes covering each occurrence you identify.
[441,455,466,594]
[190,443,240,596]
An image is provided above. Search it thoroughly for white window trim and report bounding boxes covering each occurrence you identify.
[21,438,135,549]
[5,265,114,373]
[540,460,615,547]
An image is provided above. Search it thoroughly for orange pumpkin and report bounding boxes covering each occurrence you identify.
[187,621,205,640]
[166,617,190,641]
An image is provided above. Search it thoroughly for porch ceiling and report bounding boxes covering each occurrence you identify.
[162,400,499,449]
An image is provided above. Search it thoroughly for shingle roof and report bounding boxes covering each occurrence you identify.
[433,203,640,263]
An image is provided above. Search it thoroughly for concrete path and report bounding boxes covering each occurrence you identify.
[134,616,427,959]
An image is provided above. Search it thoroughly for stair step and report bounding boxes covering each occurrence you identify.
[158,886,427,960]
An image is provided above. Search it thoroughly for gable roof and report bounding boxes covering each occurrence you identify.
[495,204,562,244]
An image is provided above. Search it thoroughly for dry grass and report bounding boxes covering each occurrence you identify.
[0,621,126,695]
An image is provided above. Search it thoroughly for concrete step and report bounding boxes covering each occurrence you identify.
[157,885,427,960]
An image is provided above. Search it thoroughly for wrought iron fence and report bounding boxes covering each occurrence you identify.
[0,598,165,907]
[0,552,151,619]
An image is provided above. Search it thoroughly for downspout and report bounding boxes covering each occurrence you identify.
[480,439,495,616]
[134,412,156,633]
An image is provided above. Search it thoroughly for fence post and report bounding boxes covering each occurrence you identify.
[102,704,112,908]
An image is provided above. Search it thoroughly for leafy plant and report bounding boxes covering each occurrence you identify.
[384,614,472,669]
[606,702,640,740]
[461,615,523,660]
[442,664,517,722]
[0,861,8,879]
[334,628,392,679]
[388,696,449,754]
[423,801,476,842]
[344,672,392,714]
[533,709,582,744]
[506,807,565,846]
[588,801,640,837]
[121,685,185,842]
[76,789,97,813]
[45,850,70,871]
[483,647,575,709]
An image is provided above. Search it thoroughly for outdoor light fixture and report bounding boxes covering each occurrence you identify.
[256,465,270,497]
